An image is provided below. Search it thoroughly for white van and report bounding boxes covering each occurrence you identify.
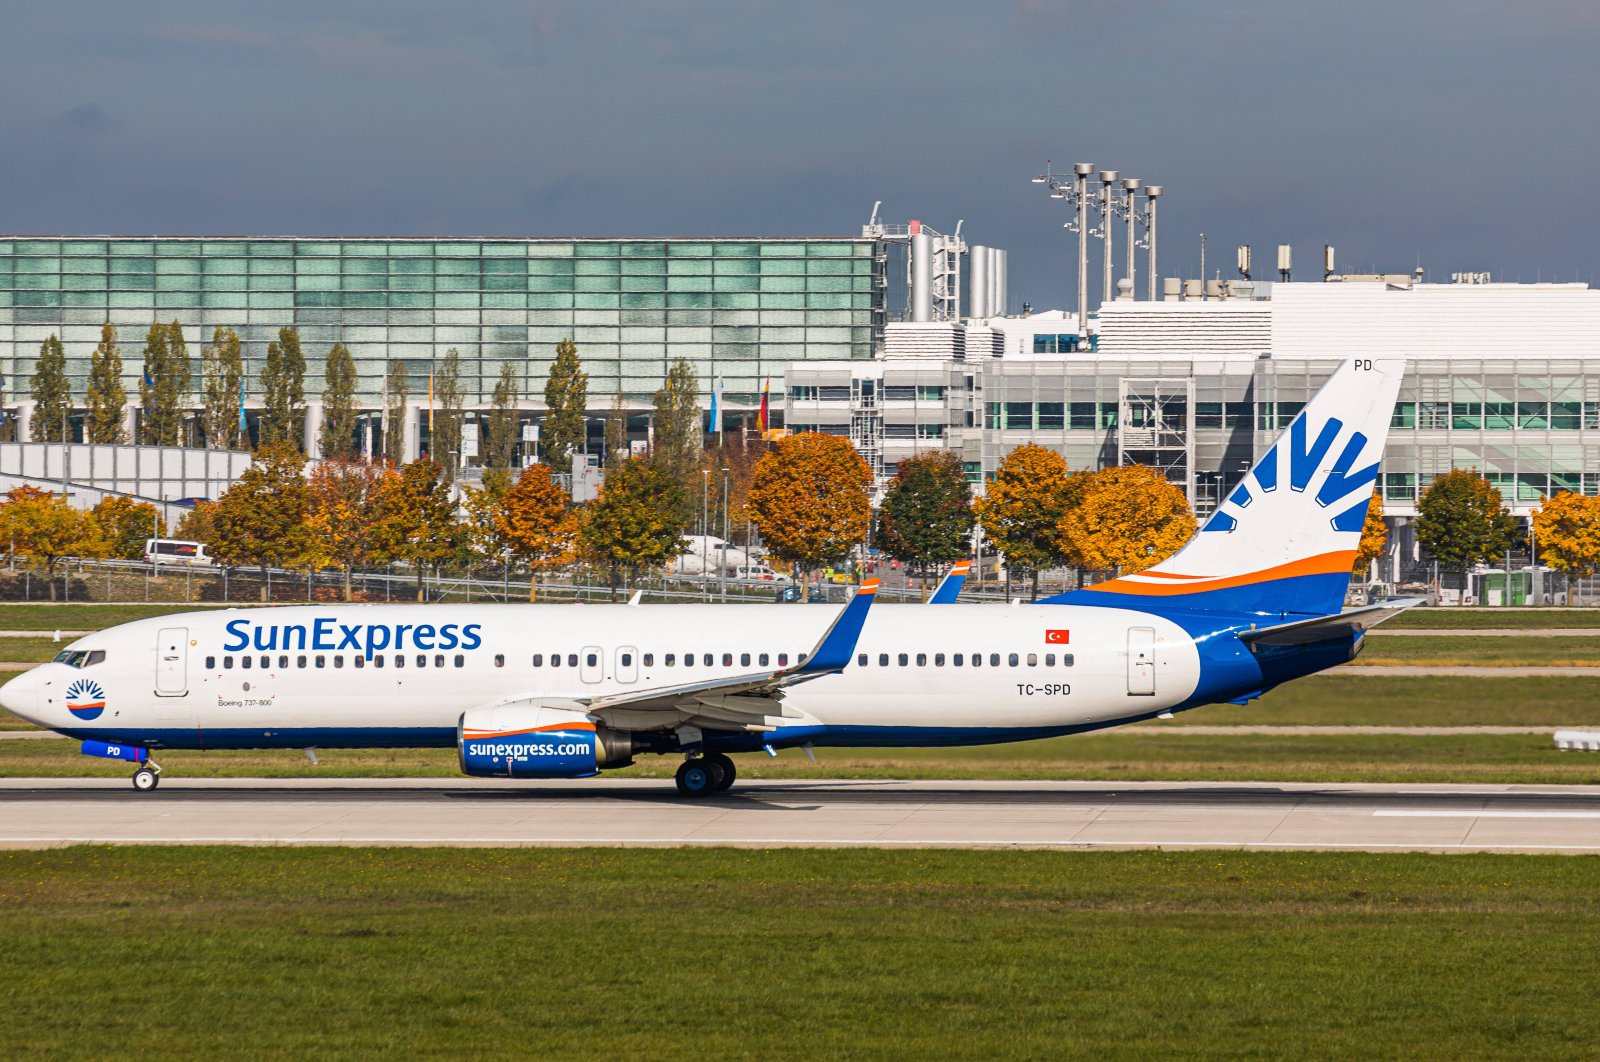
[734,564,790,583]
[143,539,216,567]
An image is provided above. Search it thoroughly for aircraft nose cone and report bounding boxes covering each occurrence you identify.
[0,667,41,722]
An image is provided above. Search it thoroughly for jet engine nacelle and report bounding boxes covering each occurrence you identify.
[458,704,635,779]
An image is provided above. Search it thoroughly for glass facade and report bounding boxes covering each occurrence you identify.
[0,237,882,411]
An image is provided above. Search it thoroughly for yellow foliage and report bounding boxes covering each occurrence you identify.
[972,445,1076,575]
[1058,465,1195,573]
[303,461,392,594]
[492,464,579,599]
[747,433,872,575]
[0,486,108,573]
[1532,491,1600,576]
[1356,491,1388,565]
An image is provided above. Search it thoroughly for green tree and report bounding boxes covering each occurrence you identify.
[320,342,359,460]
[368,459,460,599]
[384,361,410,462]
[201,326,245,450]
[748,433,873,586]
[259,326,306,449]
[651,357,702,486]
[140,321,190,446]
[579,455,688,598]
[90,495,166,560]
[431,348,466,478]
[542,338,587,475]
[203,443,313,595]
[84,322,127,444]
[973,444,1077,597]
[29,335,71,443]
[1415,468,1520,571]
[874,450,974,596]
[485,362,520,472]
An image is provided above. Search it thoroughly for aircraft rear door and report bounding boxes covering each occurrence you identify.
[155,627,189,696]
[1127,627,1155,696]
[580,646,603,683]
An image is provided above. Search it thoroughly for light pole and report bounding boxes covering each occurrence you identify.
[1031,161,1096,337]
[1120,177,1142,298]
[1096,170,1118,306]
[1144,186,1162,301]
[701,468,710,601]
[719,466,730,603]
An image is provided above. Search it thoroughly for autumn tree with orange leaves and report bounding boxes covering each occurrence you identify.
[304,460,395,600]
[494,464,579,600]
[1356,490,1388,569]
[1058,464,1195,574]
[1532,491,1600,576]
[747,433,872,587]
[973,444,1081,597]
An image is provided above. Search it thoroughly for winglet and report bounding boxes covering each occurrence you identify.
[799,579,879,673]
[928,560,970,604]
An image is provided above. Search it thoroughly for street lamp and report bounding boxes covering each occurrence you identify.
[1030,161,1096,336]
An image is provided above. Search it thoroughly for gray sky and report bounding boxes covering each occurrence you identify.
[4,1,1598,307]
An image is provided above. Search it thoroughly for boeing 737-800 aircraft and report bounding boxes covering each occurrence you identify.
[1,358,1413,796]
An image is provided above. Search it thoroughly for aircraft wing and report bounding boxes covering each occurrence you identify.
[1237,598,1423,646]
[577,579,880,731]
[927,560,970,604]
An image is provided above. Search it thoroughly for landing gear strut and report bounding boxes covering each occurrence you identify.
[132,760,162,792]
[674,753,736,797]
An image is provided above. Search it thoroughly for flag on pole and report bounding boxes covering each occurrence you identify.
[708,377,721,437]
[757,378,770,436]
[237,377,247,435]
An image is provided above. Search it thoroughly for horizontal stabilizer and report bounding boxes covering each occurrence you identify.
[1237,598,1422,646]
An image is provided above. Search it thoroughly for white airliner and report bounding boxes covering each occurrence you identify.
[1,358,1414,796]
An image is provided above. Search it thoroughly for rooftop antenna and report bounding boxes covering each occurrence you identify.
[1236,244,1252,281]
[1277,243,1291,283]
[1323,244,1335,280]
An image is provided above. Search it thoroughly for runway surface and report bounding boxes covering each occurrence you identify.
[7,778,1600,852]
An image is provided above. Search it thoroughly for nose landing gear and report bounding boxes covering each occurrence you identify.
[674,752,737,797]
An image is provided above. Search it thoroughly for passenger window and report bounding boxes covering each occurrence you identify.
[778,653,789,667]
[278,655,288,669]
[954,654,964,666]
[1061,654,1075,667]
[242,656,252,670]
[800,653,808,663]
[759,653,769,666]
[621,653,633,667]
[916,654,927,667]
[416,655,427,668]
[261,656,271,669]
[531,654,541,667]
[549,654,559,668]
[454,654,464,668]
[496,654,506,668]
[1027,653,1037,666]
[740,653,751,667]
[990,654,1001,667]
[86,650,105,667]
[972,653,982,668]
[355,656,365,669]
[395,655,405,668]
[722,653,732,667]
[374,656,385,669]
[568,654,579,667]
[298,655,307,668]
[223,656,233,670]
[935,653,945,667]
[1008,653,1019,667]
[703,654,713,667]
[434,654,444,668]
[334,656,344,669]
[857,653,868,667]
[1045,653,1056,666]
[879,653,889,667]
[643,653,653,667]
[898,653,908,667]
[206,656,216,669]
[586,653,598,668]
[666,654,676,667]
[317,655,327,669]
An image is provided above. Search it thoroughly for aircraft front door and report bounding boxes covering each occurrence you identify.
[155,627,189,696]
[616,646,638,684]
[1127,627,1155,696]
[580,645,603,684]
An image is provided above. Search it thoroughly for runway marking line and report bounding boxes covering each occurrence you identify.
[1374,810,1600,819]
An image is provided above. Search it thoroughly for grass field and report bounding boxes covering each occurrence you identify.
[2,847,1598,1059]
[1357,634,1600,666]
[6,729,1600,785]
[1383,608,1600,629]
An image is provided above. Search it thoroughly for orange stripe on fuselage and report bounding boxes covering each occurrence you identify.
[1083,550,1359,597]
[463,722,598,740]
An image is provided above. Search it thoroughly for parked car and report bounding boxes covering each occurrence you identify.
[143,539,216,567]
[734,564,790,583]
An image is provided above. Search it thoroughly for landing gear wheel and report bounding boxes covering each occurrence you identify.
[675,758,720,798]
[706,753,737,791]
[132,767,159,792]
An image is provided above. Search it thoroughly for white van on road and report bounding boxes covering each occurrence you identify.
[143,539,215,567]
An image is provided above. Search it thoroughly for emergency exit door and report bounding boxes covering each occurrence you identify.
[1127,627,1155,696]
[155,627,189,696]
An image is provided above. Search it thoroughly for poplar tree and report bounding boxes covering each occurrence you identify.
[604,392,628,465]
[85,322,127,444]
[201,326,244,449]
[320,342,359,459]
[542,338,587,475]
[259,326,306,449]
[140,320,190,446]
[29,335,71,443]
[383,361,409,462]
[485,362,520,471]
[433,347,466,477]
[650,357,702,487]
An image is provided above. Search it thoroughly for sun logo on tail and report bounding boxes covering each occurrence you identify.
[64,678,107,721]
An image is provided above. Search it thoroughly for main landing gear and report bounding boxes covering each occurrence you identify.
[132,760,162,792]
[674,752,737,797]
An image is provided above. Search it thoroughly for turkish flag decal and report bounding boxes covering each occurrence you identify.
[1045,630,1070,644]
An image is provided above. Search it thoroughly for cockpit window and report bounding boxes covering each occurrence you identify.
[85,650,106,667]
[51,650,100,668]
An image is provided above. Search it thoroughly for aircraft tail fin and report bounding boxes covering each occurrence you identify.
[1050,357,1405,618]
[928,560,970,604]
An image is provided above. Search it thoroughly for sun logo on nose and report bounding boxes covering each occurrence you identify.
[64,678,107,721]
